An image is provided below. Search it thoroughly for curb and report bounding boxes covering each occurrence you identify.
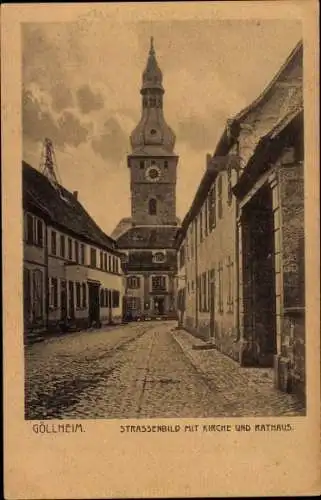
[171,329,211,380]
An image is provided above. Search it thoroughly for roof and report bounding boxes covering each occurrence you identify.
[233,108,303,199]
[23,161,120,254]
[116,225,179,249]
[211,40,303,160]
[234,40,303,123]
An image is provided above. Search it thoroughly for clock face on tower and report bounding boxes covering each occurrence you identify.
[145,165,161,182]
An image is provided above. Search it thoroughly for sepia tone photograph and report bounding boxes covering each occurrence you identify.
[3,2,320,499]
[22,18,306,420]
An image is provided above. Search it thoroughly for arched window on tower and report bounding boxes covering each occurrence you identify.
[149,198,157,215]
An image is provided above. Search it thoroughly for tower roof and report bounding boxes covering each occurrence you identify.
[141,37,164,93]
[130,38,176,154]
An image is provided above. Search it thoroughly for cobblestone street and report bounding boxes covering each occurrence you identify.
[25,322,305,419]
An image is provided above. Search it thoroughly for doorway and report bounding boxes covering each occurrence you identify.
[88,282,100,326]
[241,185,276,367]
[154,297,165,315]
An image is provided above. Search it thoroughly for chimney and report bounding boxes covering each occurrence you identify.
[73,190,78,200]
[206,153,213,170]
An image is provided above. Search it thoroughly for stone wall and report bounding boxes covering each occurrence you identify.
[131,183,176,225]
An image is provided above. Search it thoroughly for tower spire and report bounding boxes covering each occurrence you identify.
[150,36,155,55]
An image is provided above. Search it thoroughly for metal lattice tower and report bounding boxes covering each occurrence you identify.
[40,138,62,192]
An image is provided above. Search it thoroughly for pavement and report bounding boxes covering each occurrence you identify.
[24,321,305,420]
[171,328,305,417]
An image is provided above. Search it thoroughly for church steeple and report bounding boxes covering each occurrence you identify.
[127,39,179,227]
[130,38,176,154]
[141,37,164,93]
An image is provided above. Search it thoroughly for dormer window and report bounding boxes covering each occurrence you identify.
[150,129,157,135]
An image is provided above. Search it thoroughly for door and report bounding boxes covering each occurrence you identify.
[88,282,100,325]
[157,297,165,315]
[60,280,68,321]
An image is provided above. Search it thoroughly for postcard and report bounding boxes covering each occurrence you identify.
[2,1,320,498]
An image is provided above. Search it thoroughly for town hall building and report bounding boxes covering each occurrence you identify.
[112,38,179,320]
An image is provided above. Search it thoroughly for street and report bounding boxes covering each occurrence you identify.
[25,322,305,419]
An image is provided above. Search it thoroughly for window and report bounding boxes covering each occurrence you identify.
[209,184,216,230]
[82,283,87,308]
[152,276,166,291]
[36,219,43,247]
[127,297,140,310]
[227,165,233,206]
[108,255,112,271]
[26,214,34,244]
[112,290,120,308]
[25,214,44,247]
[68,238,73,260]
[199,210,203,242]
[218,175,223,219]
[105,289,109,307]
[202,272,207,312]
[90,247,97,267]
[113,256,116,273]
[100,251,104,269]
[204,200,208,237]
[190,225,194,259]
[32,269,43,319]
[179,246,185,269]
[153,251,166,264]
[127,276,140,289]
[140,161,145,169]
[51,230,57,255]
[75,241,79,264]
[115,258,119,273]
[80,244,85,265]
[100,288,104,307]
[197,276,202,312]
[164,160,168,169]
[149,198,157,215]
[60,235,65,258]
[218,262,223,313]
[49,277,58,309]
[226,256,234,311]
[76,282,81,308]
[104,253,108,271]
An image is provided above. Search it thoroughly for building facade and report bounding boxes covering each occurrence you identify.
[175,153,240,359]
[112,38,179,320]
[23,162,124,341]
[175,41,305,400]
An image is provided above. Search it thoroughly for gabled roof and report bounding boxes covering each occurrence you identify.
[211,40,303,159]
[233,108,303,199]
[23,161,119,253]
[234,40,303,123]
[116,225,179,249]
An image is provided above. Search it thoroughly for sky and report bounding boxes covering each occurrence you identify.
[22,18,302,235]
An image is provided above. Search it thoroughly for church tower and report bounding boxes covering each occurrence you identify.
[128,37,179,226]
[113,38,179,321]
